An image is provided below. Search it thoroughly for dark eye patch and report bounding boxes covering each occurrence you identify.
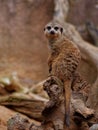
[47,26,51,30]
[60,27,63,33]
[54,26,59,30]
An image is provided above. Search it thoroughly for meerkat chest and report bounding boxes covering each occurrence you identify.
[50,47,60,60]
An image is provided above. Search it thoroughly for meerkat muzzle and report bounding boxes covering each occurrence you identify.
[50,30,55,35]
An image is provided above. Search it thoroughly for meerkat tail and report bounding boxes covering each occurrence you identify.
[64,80,71,127]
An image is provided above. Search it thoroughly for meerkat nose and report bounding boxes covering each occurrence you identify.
[50,30,55,34]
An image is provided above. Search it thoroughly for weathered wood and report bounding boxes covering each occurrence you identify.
[0,95,45,121]
[7,77,65,130]
[7,76,96,130]
[86,21,98,47]
[7,114,31,130]
[71,98,94,118]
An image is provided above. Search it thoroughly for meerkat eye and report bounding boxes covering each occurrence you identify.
[47,26,51,30]
[60,27,63,33]
[54,26,59,31]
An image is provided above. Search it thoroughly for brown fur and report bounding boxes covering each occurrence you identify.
[72,72,90,100]
[44,21,81,127]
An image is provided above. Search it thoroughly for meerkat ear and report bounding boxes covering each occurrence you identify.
[44,28,45,31]
[60,27,63,33]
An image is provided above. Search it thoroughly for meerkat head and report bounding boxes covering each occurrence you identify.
[44,21,63,42]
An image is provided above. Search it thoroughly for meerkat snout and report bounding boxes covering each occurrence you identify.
[50,30,55,35]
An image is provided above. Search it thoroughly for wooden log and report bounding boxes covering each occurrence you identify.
[0,95,45,121]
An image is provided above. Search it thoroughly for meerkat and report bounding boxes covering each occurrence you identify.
[44,21,81,127]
